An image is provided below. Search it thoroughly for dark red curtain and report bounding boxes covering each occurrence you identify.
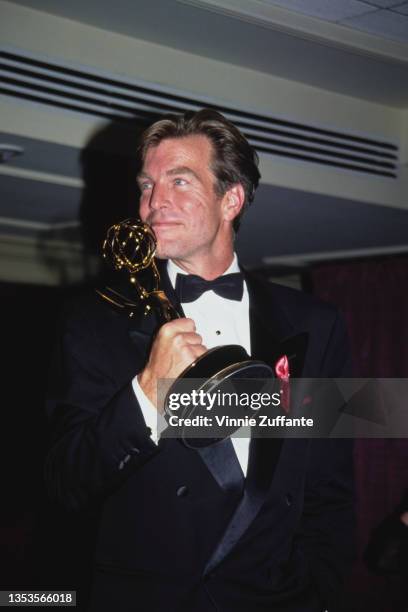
[311,257,408,612]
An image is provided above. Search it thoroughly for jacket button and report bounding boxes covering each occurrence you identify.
[176,485,189,497]
[285,493,293,506]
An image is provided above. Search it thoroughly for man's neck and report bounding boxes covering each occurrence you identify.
[167,254,239,287]
[171,252,235,280]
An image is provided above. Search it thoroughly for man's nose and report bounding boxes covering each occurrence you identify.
[149,184,170,210]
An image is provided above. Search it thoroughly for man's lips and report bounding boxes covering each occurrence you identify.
[151,222,181,230]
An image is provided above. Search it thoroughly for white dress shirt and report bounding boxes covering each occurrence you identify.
[132,254,251,475]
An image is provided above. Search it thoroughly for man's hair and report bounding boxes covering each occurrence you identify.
[137,108,260,232]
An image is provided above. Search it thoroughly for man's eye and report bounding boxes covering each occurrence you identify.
[174,178,187,186]
[140,182,152,191]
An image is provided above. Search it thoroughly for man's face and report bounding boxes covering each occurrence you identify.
[138,135,228,263]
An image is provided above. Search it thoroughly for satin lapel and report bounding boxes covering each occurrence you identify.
[245,271,294,365]
[203,434,282,575]
[204,271,308,575]
[246,271,309,414]
[196,439,244,494]
[245,268,294,518]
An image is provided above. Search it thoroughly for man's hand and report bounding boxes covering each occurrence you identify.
[138,318,207,411]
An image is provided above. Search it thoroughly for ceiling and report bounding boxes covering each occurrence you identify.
[260,0,408,43]
[7,0,408,107]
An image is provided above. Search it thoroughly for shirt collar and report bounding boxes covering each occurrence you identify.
[167,254,240,289]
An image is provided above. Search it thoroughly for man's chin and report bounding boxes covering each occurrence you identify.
[155,243,178,260]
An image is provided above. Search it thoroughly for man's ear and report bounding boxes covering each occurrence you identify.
[222,184,245,222]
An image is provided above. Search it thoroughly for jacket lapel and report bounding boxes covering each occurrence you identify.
[245,271,295,365]
[196,439,244,494]
[203,433,283,575]
[246,271,310,414]
[204,271,308,575]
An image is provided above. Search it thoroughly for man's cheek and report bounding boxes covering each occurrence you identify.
[139,203,148,222]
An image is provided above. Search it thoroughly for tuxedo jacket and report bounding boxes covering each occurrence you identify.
[45,264,354,612]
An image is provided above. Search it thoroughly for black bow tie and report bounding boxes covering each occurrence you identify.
[175,272,244,303]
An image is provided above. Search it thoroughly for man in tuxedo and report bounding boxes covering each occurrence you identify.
[46,109,354,612]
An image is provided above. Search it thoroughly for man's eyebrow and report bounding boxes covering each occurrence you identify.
[167,166,200,181]
[136,172,152,182]
[136,166,201,183]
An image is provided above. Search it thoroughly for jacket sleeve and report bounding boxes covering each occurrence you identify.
[45,307,160,512]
